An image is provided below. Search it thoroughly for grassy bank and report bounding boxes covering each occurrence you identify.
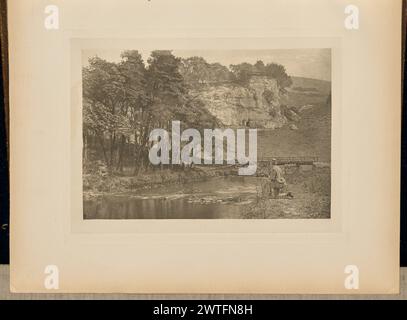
[243,167,331,219]
[83,166,227,200]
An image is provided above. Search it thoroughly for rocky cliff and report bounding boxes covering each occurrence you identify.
[192,76,290,129]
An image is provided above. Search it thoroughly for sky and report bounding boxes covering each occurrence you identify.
[82,48,331,81]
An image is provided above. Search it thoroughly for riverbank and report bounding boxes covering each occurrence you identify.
[243,167,331,219]
[83,166,230,200]
[83,166,331,220]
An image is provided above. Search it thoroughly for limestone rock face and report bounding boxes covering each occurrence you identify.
[192,76,288,129]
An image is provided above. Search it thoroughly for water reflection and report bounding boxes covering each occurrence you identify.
[84,176,258,219]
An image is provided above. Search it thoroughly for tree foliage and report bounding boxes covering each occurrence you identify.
[179,57,232,86]
[83,52,292,174]
[83,51,220,173]
[230,60,292,89]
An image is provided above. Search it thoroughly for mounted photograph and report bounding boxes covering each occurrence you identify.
[9,0,401,294]
[81,48,332,220]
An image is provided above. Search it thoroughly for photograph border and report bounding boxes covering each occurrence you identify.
[70,37,343,235]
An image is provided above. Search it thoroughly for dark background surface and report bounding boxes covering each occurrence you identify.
[0,0,9,265]
[0,41,8,265]
[0,2,406,266]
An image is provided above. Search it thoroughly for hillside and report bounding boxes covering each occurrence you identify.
[259,77,332,162]
[286,77,331,107]
[290,76,331,94]
[191,75,332,162]
[258,103,331,162]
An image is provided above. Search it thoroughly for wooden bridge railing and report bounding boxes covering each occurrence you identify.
[258,156,319,165]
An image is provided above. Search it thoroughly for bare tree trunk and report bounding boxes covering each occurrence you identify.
[109,131,116,169]
[116,135,126,172]
[97,134,109,165]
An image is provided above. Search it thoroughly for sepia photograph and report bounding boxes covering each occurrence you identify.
[82,48,332,220]
[6,0,401,296]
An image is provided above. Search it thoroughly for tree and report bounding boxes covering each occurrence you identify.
[83,56,130,170]
[179,57,232,86]
[179,56,210,85]
[146,51,188,124]
[264,63,293,89]
[208,63,232,83]
[254,60,266,73]
[230,61,292,90]
[118,50,148,172]
[230,63,255,85]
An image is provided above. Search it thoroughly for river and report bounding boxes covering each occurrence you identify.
[84,176,261,219]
